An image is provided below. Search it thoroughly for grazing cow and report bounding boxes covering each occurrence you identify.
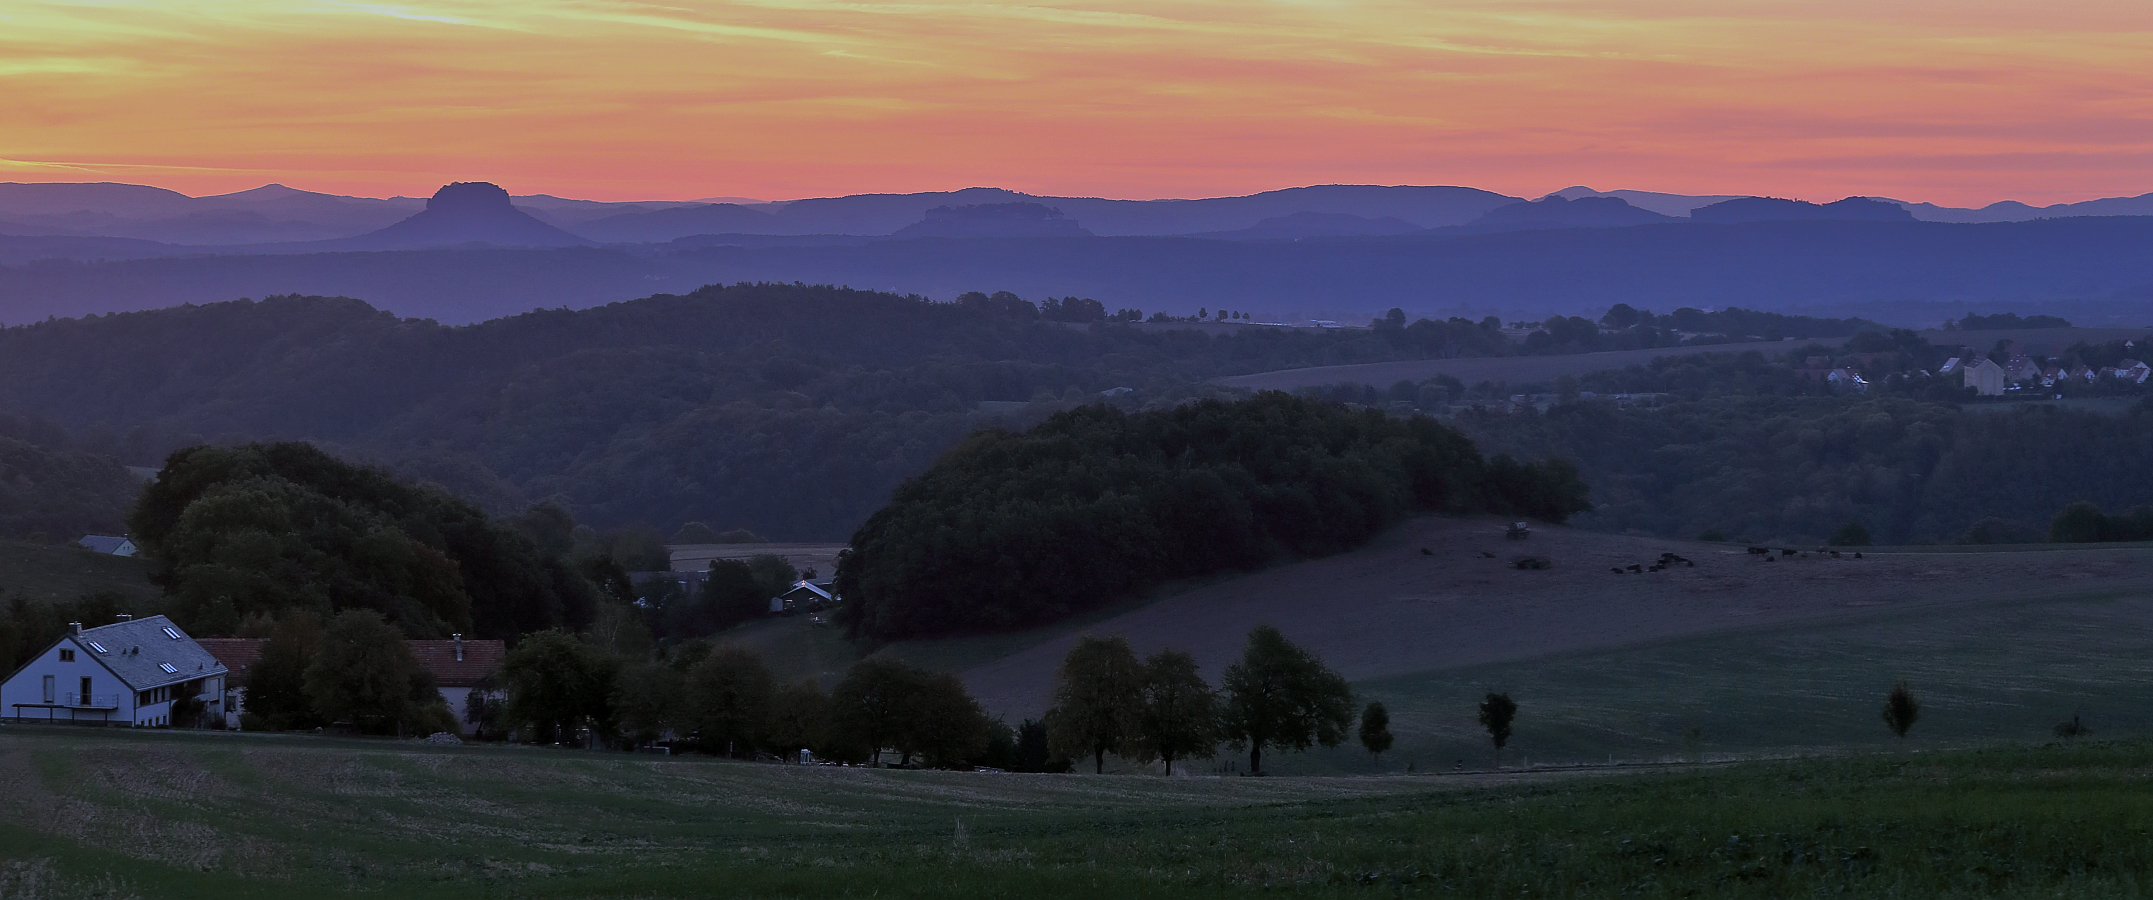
[1830,550,1842,558]
[1854,552,1864,559]
[1420,547,1433,556]
[1626,564,1643,573]
[1481,551,1496,559]
[1747,546,1769,555]
[1611,567,1626,575]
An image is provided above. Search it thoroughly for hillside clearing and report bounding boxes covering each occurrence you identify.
[0,541,157,607]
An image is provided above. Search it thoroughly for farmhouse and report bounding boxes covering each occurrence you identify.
[198,634,504,733]
[771,580,839,614]
[76,534,136,556]
[1,615,228,726]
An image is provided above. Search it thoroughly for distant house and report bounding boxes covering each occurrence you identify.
[2,615,228,726]
[770,580,838,615]
[2002,355,2040,384]
[1958,358,2006,396]
[2116,360,2152,384]
[197,634,505,733]
[76,535,135,557]
[1826,368,1868,391]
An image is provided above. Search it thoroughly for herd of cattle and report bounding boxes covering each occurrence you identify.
[1611,551,1694,574]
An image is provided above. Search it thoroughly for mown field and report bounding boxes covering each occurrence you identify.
[2,727,2151,899]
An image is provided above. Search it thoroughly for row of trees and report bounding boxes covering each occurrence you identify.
[1043,626,1377,776]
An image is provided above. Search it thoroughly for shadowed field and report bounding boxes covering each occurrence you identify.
[4,727,2153,898]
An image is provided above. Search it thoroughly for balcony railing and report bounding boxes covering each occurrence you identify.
[62,692,121,709]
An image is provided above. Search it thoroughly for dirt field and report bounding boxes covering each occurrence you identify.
[954,518,2153,719]
[667,542,847,577]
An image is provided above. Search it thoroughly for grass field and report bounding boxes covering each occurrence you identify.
[3,726,2151,898]
[0,541,157,607]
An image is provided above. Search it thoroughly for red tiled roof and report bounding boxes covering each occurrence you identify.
[196,638,264,687]
[193,637,504,688]
[409,639,505,687]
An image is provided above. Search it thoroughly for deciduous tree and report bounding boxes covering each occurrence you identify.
[1131,648,1218,775]
[682,646,776,756]
[501,629,617,745]
[1359,701,1393,763]
[1219,625,1354,775]
[1046,636,1143,774]
[1882,682,1921,739]
[303,609,420,734]
[829,657,929,767]
[1478,692,1517,768]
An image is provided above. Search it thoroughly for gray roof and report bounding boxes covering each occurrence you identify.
[70,615,228,690]
[77,535,133,554]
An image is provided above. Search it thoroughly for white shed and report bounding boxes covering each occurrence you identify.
[1,615,229,727]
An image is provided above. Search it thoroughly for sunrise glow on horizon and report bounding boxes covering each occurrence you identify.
[4,0,2152,205]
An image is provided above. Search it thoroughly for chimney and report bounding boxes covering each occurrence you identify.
[116,614,131,622]
[452,634,464,662]
[69,622,82,636]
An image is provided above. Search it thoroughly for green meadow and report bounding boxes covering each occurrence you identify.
[4,725,2152,899]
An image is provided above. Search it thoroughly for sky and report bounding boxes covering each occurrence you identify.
[3,1,2152,205]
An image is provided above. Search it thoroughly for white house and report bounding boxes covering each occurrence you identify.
[2,615,228,727]
[76,535,136,557]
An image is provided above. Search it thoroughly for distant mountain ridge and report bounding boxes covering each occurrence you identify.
[9,179,2153,247]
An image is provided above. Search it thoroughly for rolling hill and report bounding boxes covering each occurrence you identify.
[863,519,2153,754]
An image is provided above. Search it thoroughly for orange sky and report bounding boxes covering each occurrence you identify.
[4,1,2151,205]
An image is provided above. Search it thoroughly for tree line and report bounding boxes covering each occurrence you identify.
[837,392,1591,641]
[1042,627,1370,776]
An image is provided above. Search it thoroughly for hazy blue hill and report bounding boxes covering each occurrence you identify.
[1692,195,1915,223]
[1204,211,1424,239]
[1464,194,1673,231]
[576,203,786,242]
[890,202,1093,238]
[0,181,197,218]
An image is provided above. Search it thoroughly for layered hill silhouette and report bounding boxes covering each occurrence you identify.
[891,202,1093,238]
[9,216,2153,326]
[334,182,594,250]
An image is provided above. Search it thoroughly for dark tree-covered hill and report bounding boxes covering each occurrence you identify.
[836,393,1588,641]
[0,284,1546,539]
[130,442,594,638]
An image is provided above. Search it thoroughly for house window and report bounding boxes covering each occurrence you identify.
[159,663,178,674]
[162,627,182,640]
[87,641,107,653]
[42,675,54,704]
[81,677,92,706]
[58,649,74,662]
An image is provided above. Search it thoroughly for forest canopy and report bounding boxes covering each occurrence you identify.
[129,442,597,639]
[836,392,1588,641]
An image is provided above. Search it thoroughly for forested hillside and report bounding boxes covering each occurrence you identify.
[838,394,1589,640]
[0,284,1552,539]
[1444,357,2153,545]
[130,442,597,638]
